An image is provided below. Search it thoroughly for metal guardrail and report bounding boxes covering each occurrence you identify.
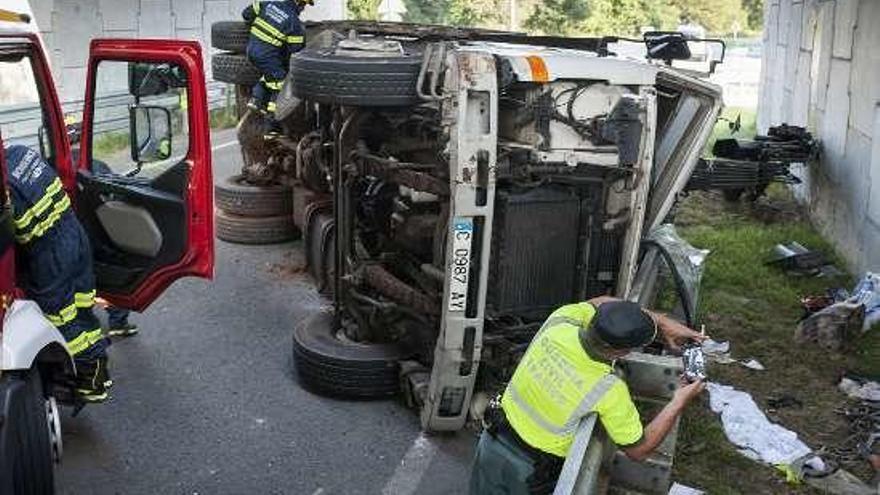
[0,81,233,147]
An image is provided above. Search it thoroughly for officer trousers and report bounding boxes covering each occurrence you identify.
[469,429,562,495]
[247,46,287,116]
[24,215,107,361]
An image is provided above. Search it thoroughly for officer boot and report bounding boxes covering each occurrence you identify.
[74,357,112,403]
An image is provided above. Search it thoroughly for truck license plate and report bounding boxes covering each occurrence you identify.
[448,218,473,312]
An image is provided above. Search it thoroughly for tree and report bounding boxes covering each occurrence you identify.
[348,0,382,20]
[670,0,748,34]
[402,0,450,24]
[524,0,589,35]
[581,0,680,36]
[741,0,764,30]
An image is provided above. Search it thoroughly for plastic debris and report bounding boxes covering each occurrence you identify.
[848,273,880,331]
[796,302,865,351]
[839,377,880,402]
[702,339,730,355]
[708,383,817,467]
[740,359,765,371]
[668,482,705,495]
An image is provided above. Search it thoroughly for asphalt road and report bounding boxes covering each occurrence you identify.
[56,128,475,495]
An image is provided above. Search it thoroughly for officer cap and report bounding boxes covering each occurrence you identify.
[593,301,657,349]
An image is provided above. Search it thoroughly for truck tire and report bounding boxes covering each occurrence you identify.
[216,209,297,244]
[212,21,249,53]
[0,370,54,495]
[292,310,404,399]
[212,53,260,86]
[289,49,421,107]
[215,175,293,217]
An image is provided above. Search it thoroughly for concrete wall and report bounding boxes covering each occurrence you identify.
[758,0,880,273]
[28,0,344,105]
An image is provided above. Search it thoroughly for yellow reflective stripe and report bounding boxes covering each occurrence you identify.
[75,290,96,308]
[250,25,283,46]
[66,328,104,356]
[46,302,78,326]
[266,101,277,112]
[254,17,284,40]
[505,385,572,435]
[16,195,70,243]
[13,178,62,229]
[263,80,283,90]
[253,0,260,14]
[286,35,304,44]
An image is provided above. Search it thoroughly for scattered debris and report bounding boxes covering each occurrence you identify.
[767,242,838,276]
[740,359,765,371]
[707,383,824,478]
[701,339,730,355]
[849,273,880,331]
[766,394,803,412]
[839,376,880,402]
[796,302,865,350]
[668,482,705,495]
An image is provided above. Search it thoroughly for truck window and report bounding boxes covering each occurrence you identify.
[0,51,55,164]
[90,60,190,178]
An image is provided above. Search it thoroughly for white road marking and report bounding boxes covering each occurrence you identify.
[211,140,239,151]
[381,433,439,495]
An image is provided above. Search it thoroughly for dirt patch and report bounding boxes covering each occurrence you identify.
[266,249,308,281]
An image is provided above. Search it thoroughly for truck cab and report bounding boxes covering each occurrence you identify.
[0,11,214,492]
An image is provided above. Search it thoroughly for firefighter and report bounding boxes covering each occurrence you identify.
[7,145,111,403]
[470,297,706,494]
[242,0,312,136]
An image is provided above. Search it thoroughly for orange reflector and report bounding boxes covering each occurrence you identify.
[526,56,549,83]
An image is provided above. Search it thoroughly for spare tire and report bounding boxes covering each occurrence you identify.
[216,209,296,244]
[212,53,260,86]
[212,21,249,53]
[215,175,292,217]
[290,48,421,106]
[292,310,404,399]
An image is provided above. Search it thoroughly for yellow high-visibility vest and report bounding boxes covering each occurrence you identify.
[501,302,643,457]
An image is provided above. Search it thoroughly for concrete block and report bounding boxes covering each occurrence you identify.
[228,0,250,17]
[785,2,803,73]
[174,28,202,42]
[868,107,880,226]
[30,0,55,33]
[172,0,204,30]
[841,126,872,218]
[56,0,101,68]
[139,0,173,38]
[863,220,880,273]
[791,51,812,126]
[832,0,858,59]
[810,2,834,112]
[800,0,818,50]
[846,0,880,137]
[99,0,138,31]
[778,0,791,45]
[58,66,87,105]
[782,88,794,123]
[820,58,851,161]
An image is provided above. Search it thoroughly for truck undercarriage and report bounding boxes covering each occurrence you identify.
[229,22,722,441]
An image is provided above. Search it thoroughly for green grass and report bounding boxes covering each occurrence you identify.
[670,186,879,493]
[92,132,130,157]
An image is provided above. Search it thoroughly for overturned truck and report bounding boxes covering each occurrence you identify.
[215,23,723,436]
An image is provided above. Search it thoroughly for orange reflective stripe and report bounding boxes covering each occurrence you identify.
[526,55,550,83]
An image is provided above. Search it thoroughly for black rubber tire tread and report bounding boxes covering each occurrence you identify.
[212,52,260,86]
[3,371,54,495]
[215,175,293,217]
[292,310,403,398]
[212,21,249,53]
[216,209,296,245]
[290,49,421,107]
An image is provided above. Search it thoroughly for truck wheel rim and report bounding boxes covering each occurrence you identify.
[45,396,63,463]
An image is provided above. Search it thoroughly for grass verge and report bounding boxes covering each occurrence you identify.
[671,186,879,493]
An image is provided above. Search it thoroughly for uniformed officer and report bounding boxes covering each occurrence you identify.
[470,297,706,494]
[241,0,312,135]
[7,145,111,402]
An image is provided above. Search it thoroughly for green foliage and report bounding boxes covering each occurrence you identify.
[671,0,748,34]
[347,0,381,20]
[581,0,679,36]
[403,0,504,27]
[402,0,450,24]
[742,0,764,30]
[523,0,589,35]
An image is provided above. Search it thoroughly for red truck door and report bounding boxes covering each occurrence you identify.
[75,40,214,312]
